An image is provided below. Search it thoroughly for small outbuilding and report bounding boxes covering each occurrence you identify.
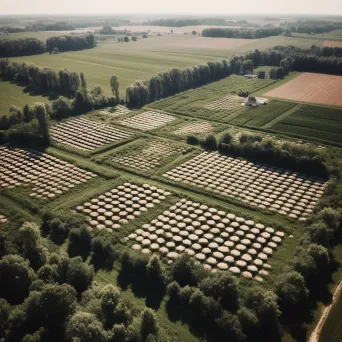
[244,96,268,107]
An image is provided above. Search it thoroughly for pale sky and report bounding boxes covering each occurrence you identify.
[0,0,341,15]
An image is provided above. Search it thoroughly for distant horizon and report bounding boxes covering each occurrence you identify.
[1,0,342,17]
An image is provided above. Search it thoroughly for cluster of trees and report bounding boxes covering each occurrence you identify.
[126,59,231,107]
[0,59,84,96]
[187,132,329,178]
[46,34,96,53]
[0,102,51,145]
[202,27,283,39]
[0,26,26,33]
[0,219,166,342]
[0,38,45,57]
[26,22,76,31]
[120,251,282,341]
[145,18,227,27]
[242,47,342,76]
[289,20,342,34]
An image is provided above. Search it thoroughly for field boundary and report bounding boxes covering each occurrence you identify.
[309,280,342,342]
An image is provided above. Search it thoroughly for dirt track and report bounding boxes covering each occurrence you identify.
[309,280,342,342]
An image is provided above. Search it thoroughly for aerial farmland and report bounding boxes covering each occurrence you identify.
[0,10,342,342]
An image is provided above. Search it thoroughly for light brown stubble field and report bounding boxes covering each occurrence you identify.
[264,72,342,106]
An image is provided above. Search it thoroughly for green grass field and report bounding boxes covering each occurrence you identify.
[0,81,49,113]
[271,105,342,145]
[8,33,322,95]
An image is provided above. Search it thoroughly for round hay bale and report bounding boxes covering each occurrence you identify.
[213,251,224,260]
[217,262,228,270]
[176,245,186,253]
[230,249,241,257]
[208,242,219,250]
[242,271,253,279]
[185,249,195,256]
[207,257,217,265]
[241,254,252,262]
[159,246,169,255]
[272,236,282,243]
[166,241,176,249]
[263,247,273,255]
[236,244,246,251]
[192,243,202,251]
[189,234,199,242]
[183,239,192,247]
[203,264,212,271]
[259,269,269,276]
[254,259,263,267]
[224,240,234,248]
[217,246,229,254]
[275,231,285,238]
[202,247,212,255]
[131,244,142,251]
[247,265,258,274]
[227,213,236,220]
[229,266,240,274]
[150,243,159,251]
[258,252,268,261]
[263,263,272,269]
[167,251,179,260]
[195,253,206,261]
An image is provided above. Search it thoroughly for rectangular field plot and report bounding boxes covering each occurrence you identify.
[204,94,243,111]
[112,140,189,172]
[271,105,342,144]
[118,111,176,131]
[127,198,285,281]
[51,118,132,151]
[264,73,342,106]
[323,40,342,47]
[173,121,215,136]
[0,146,96,199]
[76,182,171,231]
[231,100,296,127]
[97,105,132,117]
[163,151,326,220]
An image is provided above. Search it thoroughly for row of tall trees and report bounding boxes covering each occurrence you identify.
[146,18,227,27]
[126,59,231,107]
[290,20,342,34]
[0,38,45,57]
[46,34,96,53]
[187,132,329,178]
[241,47,342,75]
[0,59,83,96]
[202,27,283,39]
[0,102,51,145]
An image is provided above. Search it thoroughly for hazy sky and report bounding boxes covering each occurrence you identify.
[1,0,341,15]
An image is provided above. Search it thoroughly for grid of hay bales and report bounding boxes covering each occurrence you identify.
[97,105,132,117]
[111,140,190,172]
[163,151,325,220]
[127,198,285,281]
[173,121,215,136]
[204,94,243,111]
[76,182,171,232]
[51,118,132,151]
[118,111,176,131]
[0,146,96,199]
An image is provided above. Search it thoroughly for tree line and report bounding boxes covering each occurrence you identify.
[126,59,231,107]
[202,27,283,39]
[145,18,227,27]
[187,132,329,178]
[0,59,83,96]
[289,20,342,34]
[0,38,45,58]
[46,34,96,53]
[241,47,342,76]
[0,34,95,58]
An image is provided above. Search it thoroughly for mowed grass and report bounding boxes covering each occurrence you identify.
[271,105,342,145]
[10,33,322,94]
[0,81,49,113]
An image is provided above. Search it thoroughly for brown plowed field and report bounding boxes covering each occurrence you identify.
[264,73,342,106]
[323,40,342,47]
[166,37,254,50]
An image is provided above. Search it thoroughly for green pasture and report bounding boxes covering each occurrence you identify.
[0,81,49,113]
[7,33,322,95]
